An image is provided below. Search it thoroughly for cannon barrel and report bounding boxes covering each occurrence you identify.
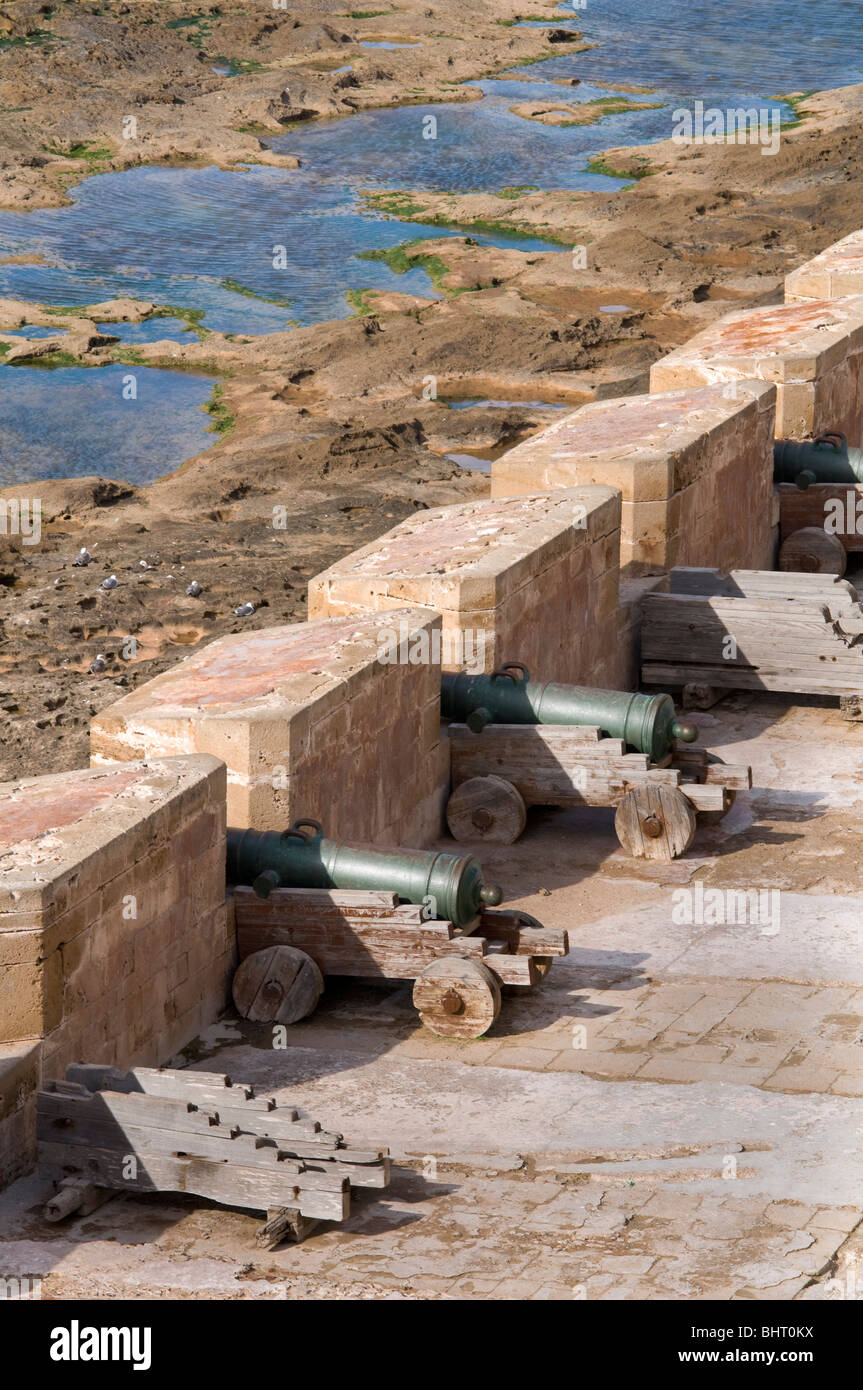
[226,820,502,931]
[773,431,863,488]
[441,663,698,762]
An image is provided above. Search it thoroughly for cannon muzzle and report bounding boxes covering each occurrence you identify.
[773,432,863,488]
[226,821,501,931]
[442,663,697,763]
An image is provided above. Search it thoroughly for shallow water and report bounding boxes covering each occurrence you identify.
[0,364,217,485]
[97,317,199,345]
[524,2,863,95]
[0,163,550,335]
[2,5,857,338]
[8,324,60,339]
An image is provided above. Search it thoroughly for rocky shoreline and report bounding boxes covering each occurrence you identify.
[2,1,863,780]
[0,0,582,210]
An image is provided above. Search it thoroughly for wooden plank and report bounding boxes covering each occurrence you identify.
[668,565,862,607]
[449,724,682,808]
[642,594,863,689]
[40,1114,360,1193]
[482,953,539,987]
[42,1083,305,1139]
[704,763,752,790]
[778,483,863,551]
[37,1142,350,1221]
[449,721,604,742]
[253,888,400,908]
[196,1107,336,1145]
[302,1156,391,1189]
[235,914,486,979]
[450,725,629,760]
[671,756,751,793]
[680,783,728,813]
[477,911,568,957]
[42,1085,377,1167]
[234,890,433,929]
[231,887,420,922]
[670,747,709,770]
[38,1102,312,1175]
[643,661,863,697]
[65,1064,277,1111]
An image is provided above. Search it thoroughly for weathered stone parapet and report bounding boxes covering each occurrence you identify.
[490,382,776,575]
[0,1041,40,1188]
[90,610,445,845]
[308,488,622,689]
[0,756,231,1186]
[786,231,863,302]
[649,297,863,442]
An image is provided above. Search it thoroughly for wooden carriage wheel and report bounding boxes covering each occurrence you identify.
[614,784,697,860]
[779,526,846,576]
[232,945,323,1025]
[412,957,502,1038]
[446,775,527,845]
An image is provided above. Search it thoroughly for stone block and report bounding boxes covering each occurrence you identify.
[91,610,443,843]
[491,384,775,575]
[309,489,622,687]
[649,297,863,441]
[0,755,230,1183]
[786,231,863,302]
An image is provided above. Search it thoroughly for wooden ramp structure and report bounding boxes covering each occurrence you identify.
[641,568,863,704]
[37,1064,391,1246]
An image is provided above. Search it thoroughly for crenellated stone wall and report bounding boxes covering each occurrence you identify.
[490,382,776,576]
[649,297,863,442]
[786,231,863,303]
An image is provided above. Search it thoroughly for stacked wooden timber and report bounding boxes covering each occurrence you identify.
[37,1064,390,1244]
[642,568,863,697]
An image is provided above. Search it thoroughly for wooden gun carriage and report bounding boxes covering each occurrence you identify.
[231,887,568,1039]
[444,722,749,861]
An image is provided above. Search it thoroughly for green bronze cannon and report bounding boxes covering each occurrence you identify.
[226,819,502,932]
[774,431,863,488]
[441,663,698,763]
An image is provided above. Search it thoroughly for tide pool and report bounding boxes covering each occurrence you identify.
[0,363,217,485]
